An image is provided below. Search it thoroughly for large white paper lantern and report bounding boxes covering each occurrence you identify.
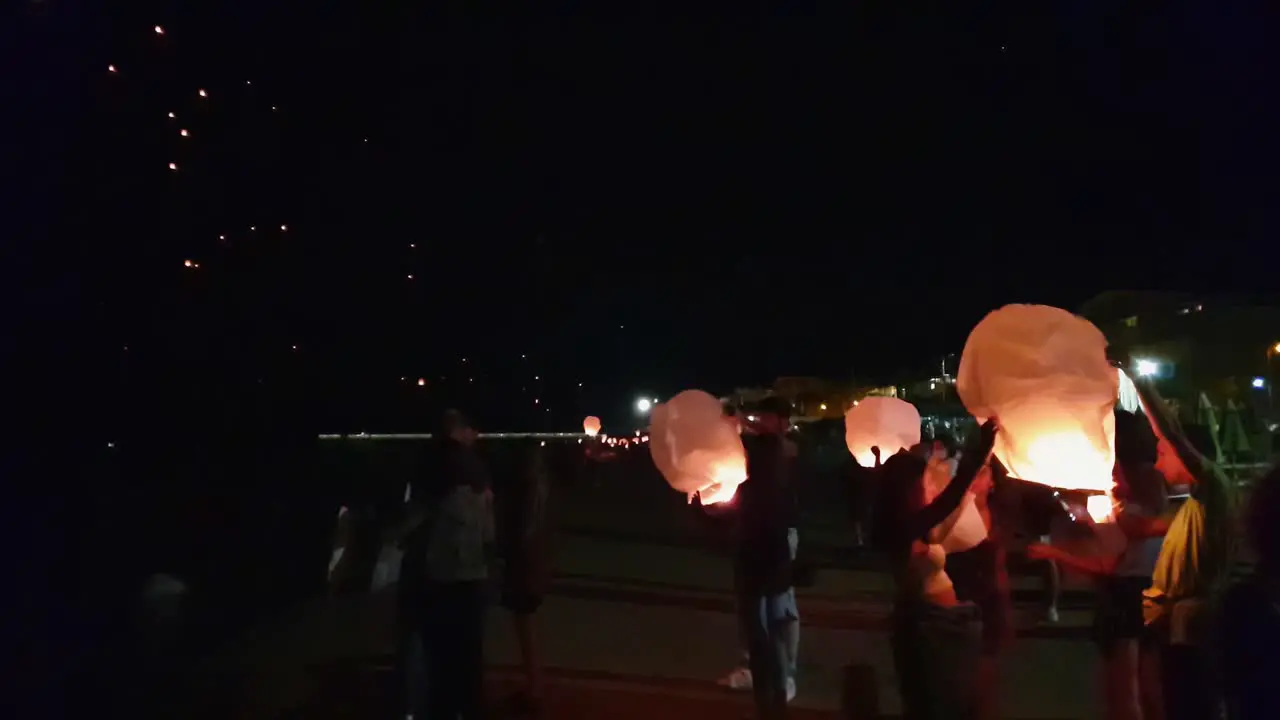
[649,390,747,505]
[957,304,1118,492]
[843,397,922,467]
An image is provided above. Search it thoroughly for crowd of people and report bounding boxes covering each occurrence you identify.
[379,391,1280,720]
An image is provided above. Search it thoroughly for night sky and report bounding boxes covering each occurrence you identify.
[15,2,1278,432]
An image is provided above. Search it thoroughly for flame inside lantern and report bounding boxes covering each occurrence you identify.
[1086,493,1115,523]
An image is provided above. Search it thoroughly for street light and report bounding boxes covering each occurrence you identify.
[636,398,653,413]
[1253,377,1266,390]
[1134,358,1159,377]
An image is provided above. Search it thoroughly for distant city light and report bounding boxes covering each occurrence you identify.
[636,398,653,413]
[1135,359,1159,377]
[1253,377,1266,389]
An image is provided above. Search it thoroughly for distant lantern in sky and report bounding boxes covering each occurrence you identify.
[108,64,118,73]
[417,378,425,386]
[154,25,164,35]
[179,129,189,137]
[218,234,225,241]
[168,162,178,171]
[183,259,194,268]
[249,226,255,231]
[280,224,287,231]
[271,106,277,111]
[167,112,175,118]
[198,89,208,98]
[407,274,414,280]
[246,80,252,86]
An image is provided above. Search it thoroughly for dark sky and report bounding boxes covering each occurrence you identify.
[15,2,1278,431]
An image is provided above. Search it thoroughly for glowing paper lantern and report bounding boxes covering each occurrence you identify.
[649,390,747,505]
[583,416,601,437]
[923,459,987,553]
[843,397,921,467]
[957,304,1118,492]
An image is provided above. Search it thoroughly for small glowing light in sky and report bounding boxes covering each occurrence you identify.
[409,243,415,248]
[108,64,118,73]
[183,259,195,268]
[636,398,653,413]
[417,378,426,386]
[407,274,414,280]
[155,25,165,35]
[249,226,256,231]
[578,382,583,387]
[363,138,369,143]
[534,398,540,404]
[179,129,189,137]
[168,162,178,170]
[280,224,287,231]
[198,89,208,98]
[167,111,176,118]
[218,234,226,240]
[246,80,252,86]
[534,375,540,380]
[1135,358,1159,377]
[291,345,298,350]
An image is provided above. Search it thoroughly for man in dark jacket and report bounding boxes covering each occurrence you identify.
[734,397,799,719]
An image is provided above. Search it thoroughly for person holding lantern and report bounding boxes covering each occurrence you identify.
[1027,410,1172,720]
[715,397,800,718]
[870,417,998,720]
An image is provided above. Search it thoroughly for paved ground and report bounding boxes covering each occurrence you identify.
[185,530,1101,719]
[178,451,1262,719]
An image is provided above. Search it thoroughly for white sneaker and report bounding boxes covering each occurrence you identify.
[1045,606,1060,624]
[718,666,753,691]
[786,677,797,702]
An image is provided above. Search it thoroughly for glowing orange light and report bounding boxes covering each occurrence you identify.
[417,378,426,386]
[179,129,189,137]
[183,259,193,267]
[1086,493,1115,523]
[198,89,208,98]
[584,416,601,437]
[168,162,178,170]
[154,25,164,35]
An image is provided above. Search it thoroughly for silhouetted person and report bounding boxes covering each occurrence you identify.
[499,442,553,713]
[398,410,495,720]
[876,419,998,720]
[1222,462,1279,719]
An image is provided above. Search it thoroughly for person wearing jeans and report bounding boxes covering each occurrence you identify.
[723,527,801,700]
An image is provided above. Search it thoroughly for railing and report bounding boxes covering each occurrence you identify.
[319,432,591,440]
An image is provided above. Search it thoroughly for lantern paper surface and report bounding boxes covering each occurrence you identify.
[583,416,601,437]
[649,390,747,504]
[844,397,922,467]
[923,459,987,552]
[957,304,1118,492]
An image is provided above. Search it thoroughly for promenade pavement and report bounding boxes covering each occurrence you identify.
[189,531,1100,719]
